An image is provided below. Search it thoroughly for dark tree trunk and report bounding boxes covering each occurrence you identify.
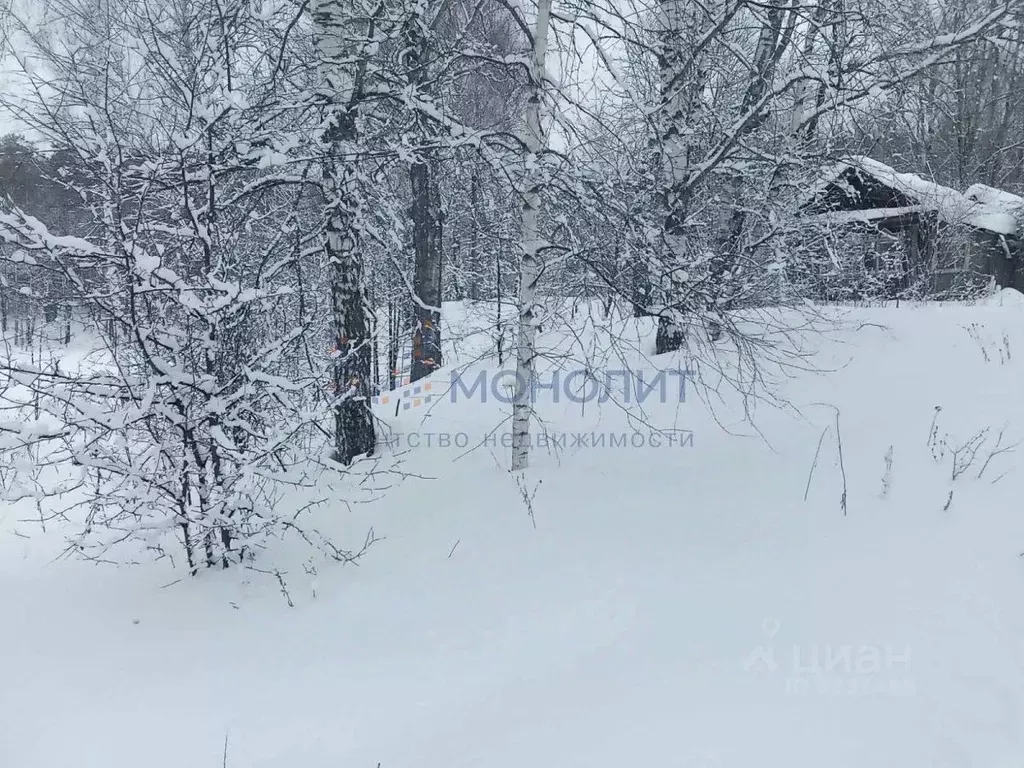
[655,314,685,354]
[370,288,380,391]
[387,300,401,390]
[219,526,233,568]
[468,171,482,301]
[403,9,443,383]
[409,157,443,382]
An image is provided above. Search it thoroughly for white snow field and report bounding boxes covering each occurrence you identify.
[4,295,1024,768]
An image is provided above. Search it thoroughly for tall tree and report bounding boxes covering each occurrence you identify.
[403,0,444,383]
[653,0,716,354]
[511,0,552,472]
[312,0,377,464]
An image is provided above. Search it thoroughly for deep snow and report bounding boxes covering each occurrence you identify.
[3,297,1024,767]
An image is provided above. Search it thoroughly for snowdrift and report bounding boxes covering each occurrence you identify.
[3,300,1024,768]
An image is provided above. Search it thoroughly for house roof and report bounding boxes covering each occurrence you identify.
[804,157,1019,236]
[812,205,923,227]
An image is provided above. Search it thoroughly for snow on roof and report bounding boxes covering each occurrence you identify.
[813,206,922,226]
[961,183,1024,235]
[806,157,1020,236]
[968,210,1017,236]
[965,183,1024,212]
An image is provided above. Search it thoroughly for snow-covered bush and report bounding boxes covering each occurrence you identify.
[0,0,355,571]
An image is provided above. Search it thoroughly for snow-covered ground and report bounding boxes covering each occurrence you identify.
[4,295,1024,767]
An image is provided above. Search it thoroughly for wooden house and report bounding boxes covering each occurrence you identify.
[798,157,1024,297]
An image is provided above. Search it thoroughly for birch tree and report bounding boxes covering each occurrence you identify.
[652,0,713,354]
[511,0,552,471]
[312,0,377,464]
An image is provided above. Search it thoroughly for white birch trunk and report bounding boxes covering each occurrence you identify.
[790,2,826,138]
[654,0,700,353]
[312,0,376,464]
[511,0,553,472]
